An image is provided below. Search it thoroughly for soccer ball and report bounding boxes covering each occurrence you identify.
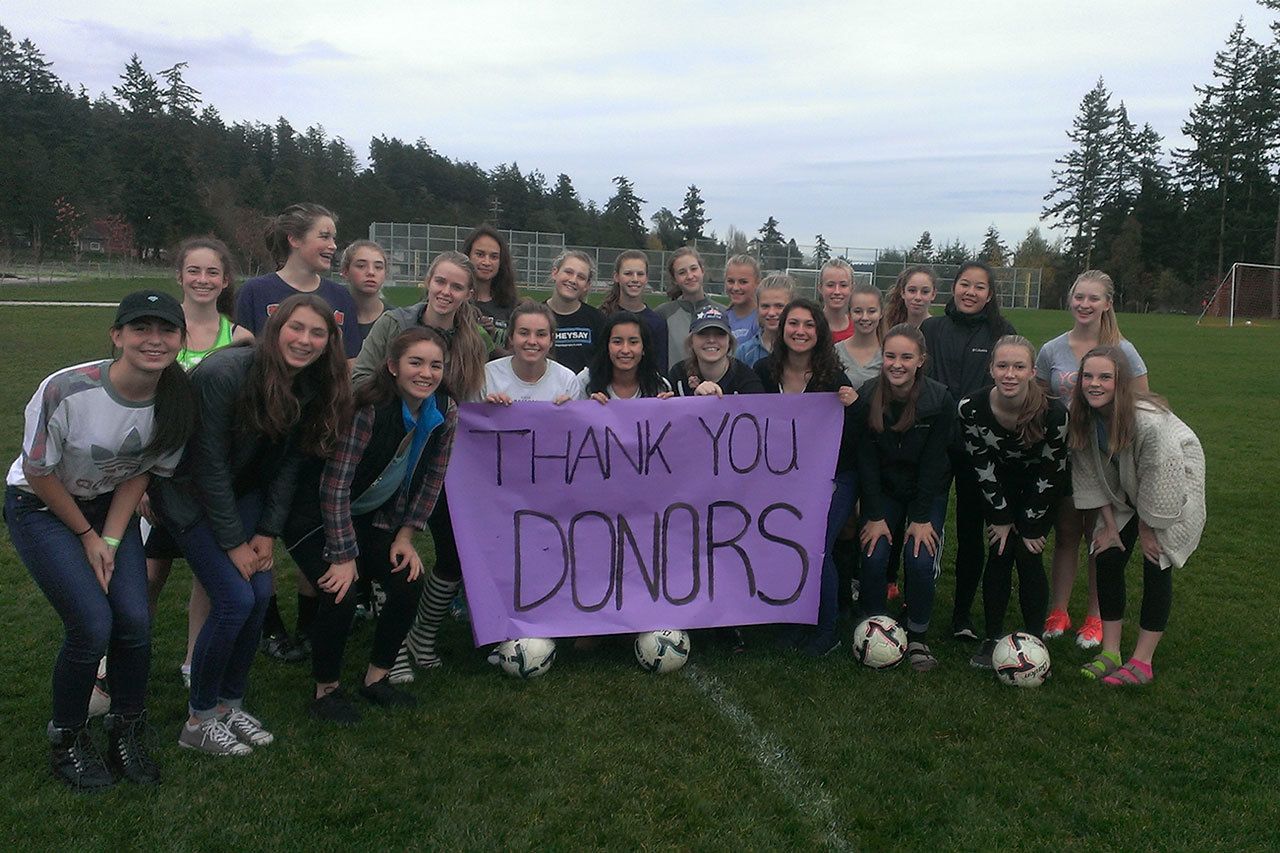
[495,638,557,679]
[851,615,908,669]
[634,630,691,673]
[992,632,1051,687]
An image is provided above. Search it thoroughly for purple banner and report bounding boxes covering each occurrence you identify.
[446,394,843,645]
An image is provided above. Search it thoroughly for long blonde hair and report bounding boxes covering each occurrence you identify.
[991,335,1048,446]
[1069,270,1123,345]
[423,250,487,401]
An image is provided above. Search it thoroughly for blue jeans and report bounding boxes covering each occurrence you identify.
[177,492,273,718]
[5,486,150,728]
[860,494,947,636]
[814,470,858,643]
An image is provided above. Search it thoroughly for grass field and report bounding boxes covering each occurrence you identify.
[1,283,1278,850]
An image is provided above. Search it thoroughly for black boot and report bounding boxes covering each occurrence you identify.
[104,711,160,785]
[48,722,115,790]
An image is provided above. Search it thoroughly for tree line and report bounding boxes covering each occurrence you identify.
[2,8,1277,311]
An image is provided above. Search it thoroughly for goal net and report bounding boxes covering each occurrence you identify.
[1197,263,1280,326]
[784,267,874,300]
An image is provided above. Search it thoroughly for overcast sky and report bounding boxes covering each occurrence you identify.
[9,1,1277,253]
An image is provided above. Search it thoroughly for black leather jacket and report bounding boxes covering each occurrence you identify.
[153,345,310,550]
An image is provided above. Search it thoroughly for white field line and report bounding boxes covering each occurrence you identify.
[0,301,118,307]
[683,663,854,852]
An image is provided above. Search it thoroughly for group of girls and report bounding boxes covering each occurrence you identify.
[7,209,1205,791]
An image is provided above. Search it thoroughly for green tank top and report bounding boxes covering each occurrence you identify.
[177,315,235,370]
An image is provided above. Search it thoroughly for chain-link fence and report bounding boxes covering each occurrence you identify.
[369,223,1040,308]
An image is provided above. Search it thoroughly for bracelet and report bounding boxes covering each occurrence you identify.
[75,525,93,537]
[102,536,122,548]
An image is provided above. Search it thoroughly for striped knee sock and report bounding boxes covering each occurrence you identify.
[405,573,459,668]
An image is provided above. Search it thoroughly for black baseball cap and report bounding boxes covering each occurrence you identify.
[115,290,186,330]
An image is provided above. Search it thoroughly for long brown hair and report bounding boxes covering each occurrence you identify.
[868,323,928,434]
[666,246,703,301]
[991,335,1049,446]
[600,249,650,316]
[422,250,488,402]
[175,236,238,316]
[882,265,936,332]
[241,293,352,456]
[265,203,336,270]
[354,326,450,410]
[764,299,843,389]
[1068,345,1168,455]
[462,224,517,308]
[108,307,196,458]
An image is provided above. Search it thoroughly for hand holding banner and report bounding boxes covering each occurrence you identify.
[446,393,843,644]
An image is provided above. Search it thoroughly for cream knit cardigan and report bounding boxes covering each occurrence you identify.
[1071,403,1206,569]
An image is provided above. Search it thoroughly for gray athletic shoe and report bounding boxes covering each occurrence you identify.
[907,641,939,672]
[223,709,274,747]
[970,639,996,670]
[178,718,251,756]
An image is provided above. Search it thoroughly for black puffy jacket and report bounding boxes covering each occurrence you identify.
[920,300,1014,402]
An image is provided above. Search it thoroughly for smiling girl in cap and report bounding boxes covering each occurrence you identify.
[668,305,764,397]
[5,290,195,789]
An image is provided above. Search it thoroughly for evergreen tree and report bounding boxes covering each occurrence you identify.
[112,55,162,117]
[977,225,1009,266]
[910,230,934,262]
[1043,78,1119,266]
[601,175,647,247]
[1175,20,1279,277]
[650,207,682,250]
[678,184,708,242]
[934,238,970,266]
[159,62,200,120]
[813,234,831,265]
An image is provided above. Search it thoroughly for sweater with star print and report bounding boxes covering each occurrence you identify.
[956,389,1069,539]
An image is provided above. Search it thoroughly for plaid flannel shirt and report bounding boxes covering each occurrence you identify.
[320,398,457,563]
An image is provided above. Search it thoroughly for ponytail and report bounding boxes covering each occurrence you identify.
[992,335,1048,446]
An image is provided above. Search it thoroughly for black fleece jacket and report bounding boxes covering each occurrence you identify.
[854,375,955,523]
[920,300,1015,402]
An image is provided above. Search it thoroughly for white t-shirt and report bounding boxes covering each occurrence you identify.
[482,357,585,402]
[1036,332,1148,403]
[575,367,672,399]
[7,360,183,498]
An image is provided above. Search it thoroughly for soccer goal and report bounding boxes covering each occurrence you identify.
[1197,263,1280,326]
[784,267,874,300]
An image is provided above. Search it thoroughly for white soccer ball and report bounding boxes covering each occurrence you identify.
[992,632,1051,687]
[851,615,907,669]
[634,629,691,673]
[496,637,557,679]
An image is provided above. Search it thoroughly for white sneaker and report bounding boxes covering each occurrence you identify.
[178,717,251,756]
[223,708,274,747]
[88,657,110,718]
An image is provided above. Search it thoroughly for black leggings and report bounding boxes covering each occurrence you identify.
[287,517,423,683]
[1096,516,1173,632]
[427,486,461,583]
[982,536,1048,641]
[949,449,987,625]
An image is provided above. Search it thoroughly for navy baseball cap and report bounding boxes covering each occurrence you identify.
[689,305,730,334]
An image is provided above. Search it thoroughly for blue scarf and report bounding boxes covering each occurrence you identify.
[401,395,444,492]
